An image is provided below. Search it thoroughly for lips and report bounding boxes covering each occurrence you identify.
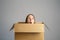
[28,22,32,24]
[30,22,32,23]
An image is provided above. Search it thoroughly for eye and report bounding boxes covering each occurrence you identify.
[32,17,34,19]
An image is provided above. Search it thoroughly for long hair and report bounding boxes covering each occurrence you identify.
[25,14,36,23]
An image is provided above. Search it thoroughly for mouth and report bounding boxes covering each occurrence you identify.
[30,22,32,24]
[28,22,32,24]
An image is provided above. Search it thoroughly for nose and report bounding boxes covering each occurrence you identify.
[30,19,32,22]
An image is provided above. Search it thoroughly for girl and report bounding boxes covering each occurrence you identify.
[25,14,35,24]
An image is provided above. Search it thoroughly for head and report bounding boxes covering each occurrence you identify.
[25,14,35,24]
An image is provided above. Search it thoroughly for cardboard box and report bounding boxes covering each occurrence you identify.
[14,22,44,40]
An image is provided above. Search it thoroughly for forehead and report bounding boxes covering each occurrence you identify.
[28,15,34,18]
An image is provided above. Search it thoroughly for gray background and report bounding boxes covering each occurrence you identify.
[0,0,60,40]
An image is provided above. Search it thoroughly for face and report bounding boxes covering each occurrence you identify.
[27,15,34,24]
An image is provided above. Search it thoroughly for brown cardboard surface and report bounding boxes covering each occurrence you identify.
[14,23,44,33]
[15,32,44,40]
[14,22,44,40]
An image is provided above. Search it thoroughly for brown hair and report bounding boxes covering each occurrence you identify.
[25,14,36,23]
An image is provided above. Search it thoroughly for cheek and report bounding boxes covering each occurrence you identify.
[31,19,34,22]
[27,19,30,22]
[32,20,34,22]
[31,20,34,24]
